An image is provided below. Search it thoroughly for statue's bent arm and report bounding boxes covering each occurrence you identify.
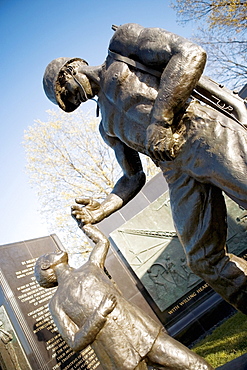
[49,297,107,352]
[148,34,207,127]
[84,224,110,268]
[99,123,146,215]
[110,24,207,126]
[71,128,145,226]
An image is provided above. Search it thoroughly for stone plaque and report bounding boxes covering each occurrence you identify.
[0,235,102,370]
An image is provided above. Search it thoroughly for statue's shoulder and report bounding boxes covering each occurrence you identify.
[109,23,143,56]
[112,23,143,38]
[108,23,174,68]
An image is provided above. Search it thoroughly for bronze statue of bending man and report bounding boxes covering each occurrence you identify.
[35,224,213,370]
[43,23,247,314]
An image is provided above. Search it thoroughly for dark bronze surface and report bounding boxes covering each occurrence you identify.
[44,23,247,315]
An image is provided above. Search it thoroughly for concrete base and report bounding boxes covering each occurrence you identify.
[217,354,247,369]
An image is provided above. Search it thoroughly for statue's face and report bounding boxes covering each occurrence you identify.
[40,250,68,270]
[49,250,69,267]
[35,250,68,288]
[61,63,94,106]
[64,74,81,103]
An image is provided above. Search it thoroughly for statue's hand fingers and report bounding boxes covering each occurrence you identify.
[75,198,101,210]
[75,198,91,206]
[71,208,93,225]
[71,205,83,212]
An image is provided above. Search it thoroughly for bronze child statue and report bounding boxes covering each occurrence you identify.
[35,224,213,370]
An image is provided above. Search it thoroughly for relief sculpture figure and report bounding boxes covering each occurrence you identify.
[0,321,21,370]
[43,23,247,314]
[35,224,213,370]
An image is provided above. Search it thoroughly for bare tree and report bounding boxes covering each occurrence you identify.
[172,0,247,31]
[171,0,247,89]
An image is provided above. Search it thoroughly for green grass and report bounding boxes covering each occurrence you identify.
[192,312,247,368]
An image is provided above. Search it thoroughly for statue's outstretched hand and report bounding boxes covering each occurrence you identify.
[71,198,105,227]
[99,294,117,317]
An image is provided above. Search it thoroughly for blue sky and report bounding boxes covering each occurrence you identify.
[0,0,193,246]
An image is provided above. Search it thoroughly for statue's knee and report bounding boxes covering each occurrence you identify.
[188,251,231,278]
[187,256,209,276]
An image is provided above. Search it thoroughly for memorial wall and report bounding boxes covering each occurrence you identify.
[99,173,247,344]
[110,186,247,314]
[0,235,102,370]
